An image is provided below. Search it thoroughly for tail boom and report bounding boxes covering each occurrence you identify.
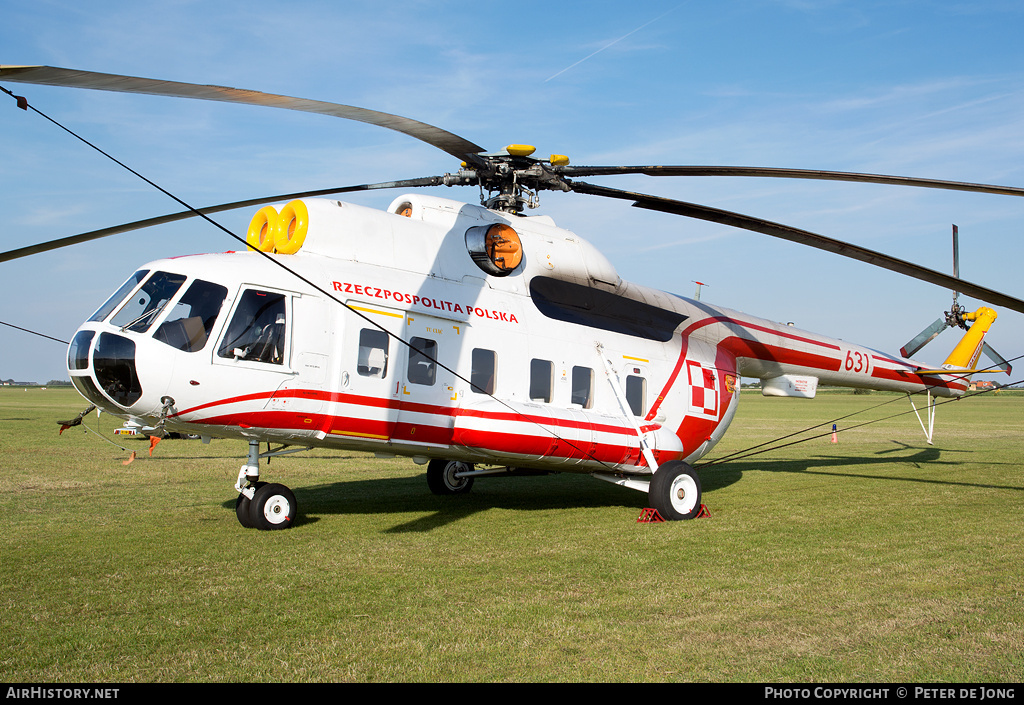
[689,311,974,398]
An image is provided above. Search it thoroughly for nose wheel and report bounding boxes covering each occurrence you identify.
[234,440,298,530]
[251,483,297,530]
[236,481,297,530]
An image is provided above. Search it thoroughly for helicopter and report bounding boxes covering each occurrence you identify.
[2,65,1022,530]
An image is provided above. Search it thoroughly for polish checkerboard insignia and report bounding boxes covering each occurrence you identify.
[686,360,718,419]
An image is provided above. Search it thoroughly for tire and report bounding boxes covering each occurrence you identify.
[235,481,265,529]
[426,459,474,495]
[249,482,297,530]
[649,461,702,520]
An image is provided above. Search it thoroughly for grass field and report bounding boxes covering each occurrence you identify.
[0,386,1021,682]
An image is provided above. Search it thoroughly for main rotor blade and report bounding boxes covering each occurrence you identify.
[559,165,1024,198]
[0,65,485,161]
[568,180,1024,316]
[0,176,445,262]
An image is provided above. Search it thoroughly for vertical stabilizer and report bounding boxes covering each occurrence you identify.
[941,307,997,371]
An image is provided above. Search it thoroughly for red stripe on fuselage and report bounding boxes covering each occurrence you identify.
[645,315,841,421]
[172,388,656,465]
[719,336,842,373]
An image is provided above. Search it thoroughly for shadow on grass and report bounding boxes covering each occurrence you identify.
[238,472,649,533]
[219,440,1023,532]
[698,441,1023,494]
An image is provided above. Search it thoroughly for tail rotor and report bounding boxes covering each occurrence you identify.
[900,225,1011,375]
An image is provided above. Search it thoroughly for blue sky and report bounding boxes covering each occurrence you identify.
[2,0,1023,384]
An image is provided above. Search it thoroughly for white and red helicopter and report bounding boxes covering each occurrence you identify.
[2,66,1021,530]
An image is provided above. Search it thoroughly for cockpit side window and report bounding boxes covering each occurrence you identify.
[217,289,288,365]
[88,270,149,323]
[154,279,228,353]
[109,271,187,333]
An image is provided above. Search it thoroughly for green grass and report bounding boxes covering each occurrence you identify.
[1,387,1022,682]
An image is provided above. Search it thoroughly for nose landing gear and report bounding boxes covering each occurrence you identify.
[234,440,301,530]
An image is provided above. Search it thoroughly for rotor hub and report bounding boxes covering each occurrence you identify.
[449,148,573,213]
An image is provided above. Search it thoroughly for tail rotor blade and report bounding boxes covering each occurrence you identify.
[951,224,961,305]
[952,225,960,280]
[981,343,1013,376]
[900,318,948,358]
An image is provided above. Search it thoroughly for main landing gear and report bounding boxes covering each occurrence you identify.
[648,461,702,521]
[235,440,298,530]
[426,459,475,495]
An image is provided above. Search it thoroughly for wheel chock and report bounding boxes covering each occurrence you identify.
[637,508,665,523]
[638,505,712,522]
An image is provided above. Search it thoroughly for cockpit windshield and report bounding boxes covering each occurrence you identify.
[88,270,149,323]
[109,271,187,333]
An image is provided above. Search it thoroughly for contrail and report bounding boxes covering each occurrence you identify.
[545,5,682,82]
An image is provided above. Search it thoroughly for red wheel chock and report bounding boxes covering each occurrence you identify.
[637,505,712,522]
[637,508,664,523]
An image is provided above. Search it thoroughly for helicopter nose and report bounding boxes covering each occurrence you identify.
[67,328,145,413]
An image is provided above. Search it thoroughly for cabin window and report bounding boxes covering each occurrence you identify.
[217,289,287,365]
[571,366,594,409]
[471,348,496,395]
[407,337,437,385]
[530,359,553,403]
[626,375,646,416]
[357,328,390,378]
[153,279,228,353]
[109,271,187,333]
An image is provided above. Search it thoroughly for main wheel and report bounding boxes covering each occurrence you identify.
[249,482,297,530]
[649,461,702,520]
[426,459,474,495]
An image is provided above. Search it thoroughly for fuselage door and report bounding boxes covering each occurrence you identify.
[327,302,406,444]
[267,293,330,427]
[394,312,463,449]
